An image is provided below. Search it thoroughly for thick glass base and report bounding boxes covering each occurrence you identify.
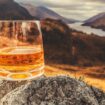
[0,66,44,81]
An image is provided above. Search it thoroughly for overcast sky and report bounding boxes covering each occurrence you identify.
[15,0,105,21]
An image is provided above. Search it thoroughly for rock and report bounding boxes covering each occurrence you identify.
[91,87,105,105]
[0,76,105,105]
[0,80,26,100]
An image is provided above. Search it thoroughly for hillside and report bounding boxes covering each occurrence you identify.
[0,0,34,20]
[83,12,105,30]
[41,19,105,66]
[19,3,76,23]
[41,19,72,64]
[71,31,105,66]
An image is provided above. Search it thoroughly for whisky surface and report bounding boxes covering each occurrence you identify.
[0,46,44,80]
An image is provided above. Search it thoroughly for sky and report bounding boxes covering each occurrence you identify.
[15,0,105,21]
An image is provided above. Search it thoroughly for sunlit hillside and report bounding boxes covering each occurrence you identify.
[45,65,105,92]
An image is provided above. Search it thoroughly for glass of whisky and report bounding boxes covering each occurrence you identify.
[0,21,45,80]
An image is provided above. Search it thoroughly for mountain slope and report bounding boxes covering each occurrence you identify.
[19,3,76,23]
[72,31,105,66]
[41,18,72,64]
[40,19,105,66]
[0,0,34,20]
[83,12,105,30]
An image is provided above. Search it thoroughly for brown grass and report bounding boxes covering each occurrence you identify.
[45,65,105,92]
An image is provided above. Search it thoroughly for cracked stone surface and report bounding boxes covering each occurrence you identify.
[0,76,105,105]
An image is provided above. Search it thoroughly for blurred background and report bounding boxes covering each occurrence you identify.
[0,0,105,91]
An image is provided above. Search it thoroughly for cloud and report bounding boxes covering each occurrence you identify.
[87,0,105,2]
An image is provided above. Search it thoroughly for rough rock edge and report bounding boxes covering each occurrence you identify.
[0,76,105,105]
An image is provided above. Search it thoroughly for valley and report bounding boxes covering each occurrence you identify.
[69,22,105,36]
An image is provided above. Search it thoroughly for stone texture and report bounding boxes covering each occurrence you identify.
[0,80,26,100]
[0,76,105,105]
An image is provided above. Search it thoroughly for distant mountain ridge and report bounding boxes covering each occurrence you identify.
[19,3,76,23]
[85,12,105,23]
[0,0,13,4]
[83,12,105,30]
[0,0,34,20]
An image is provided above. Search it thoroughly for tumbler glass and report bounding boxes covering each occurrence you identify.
[0,21,45,80]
